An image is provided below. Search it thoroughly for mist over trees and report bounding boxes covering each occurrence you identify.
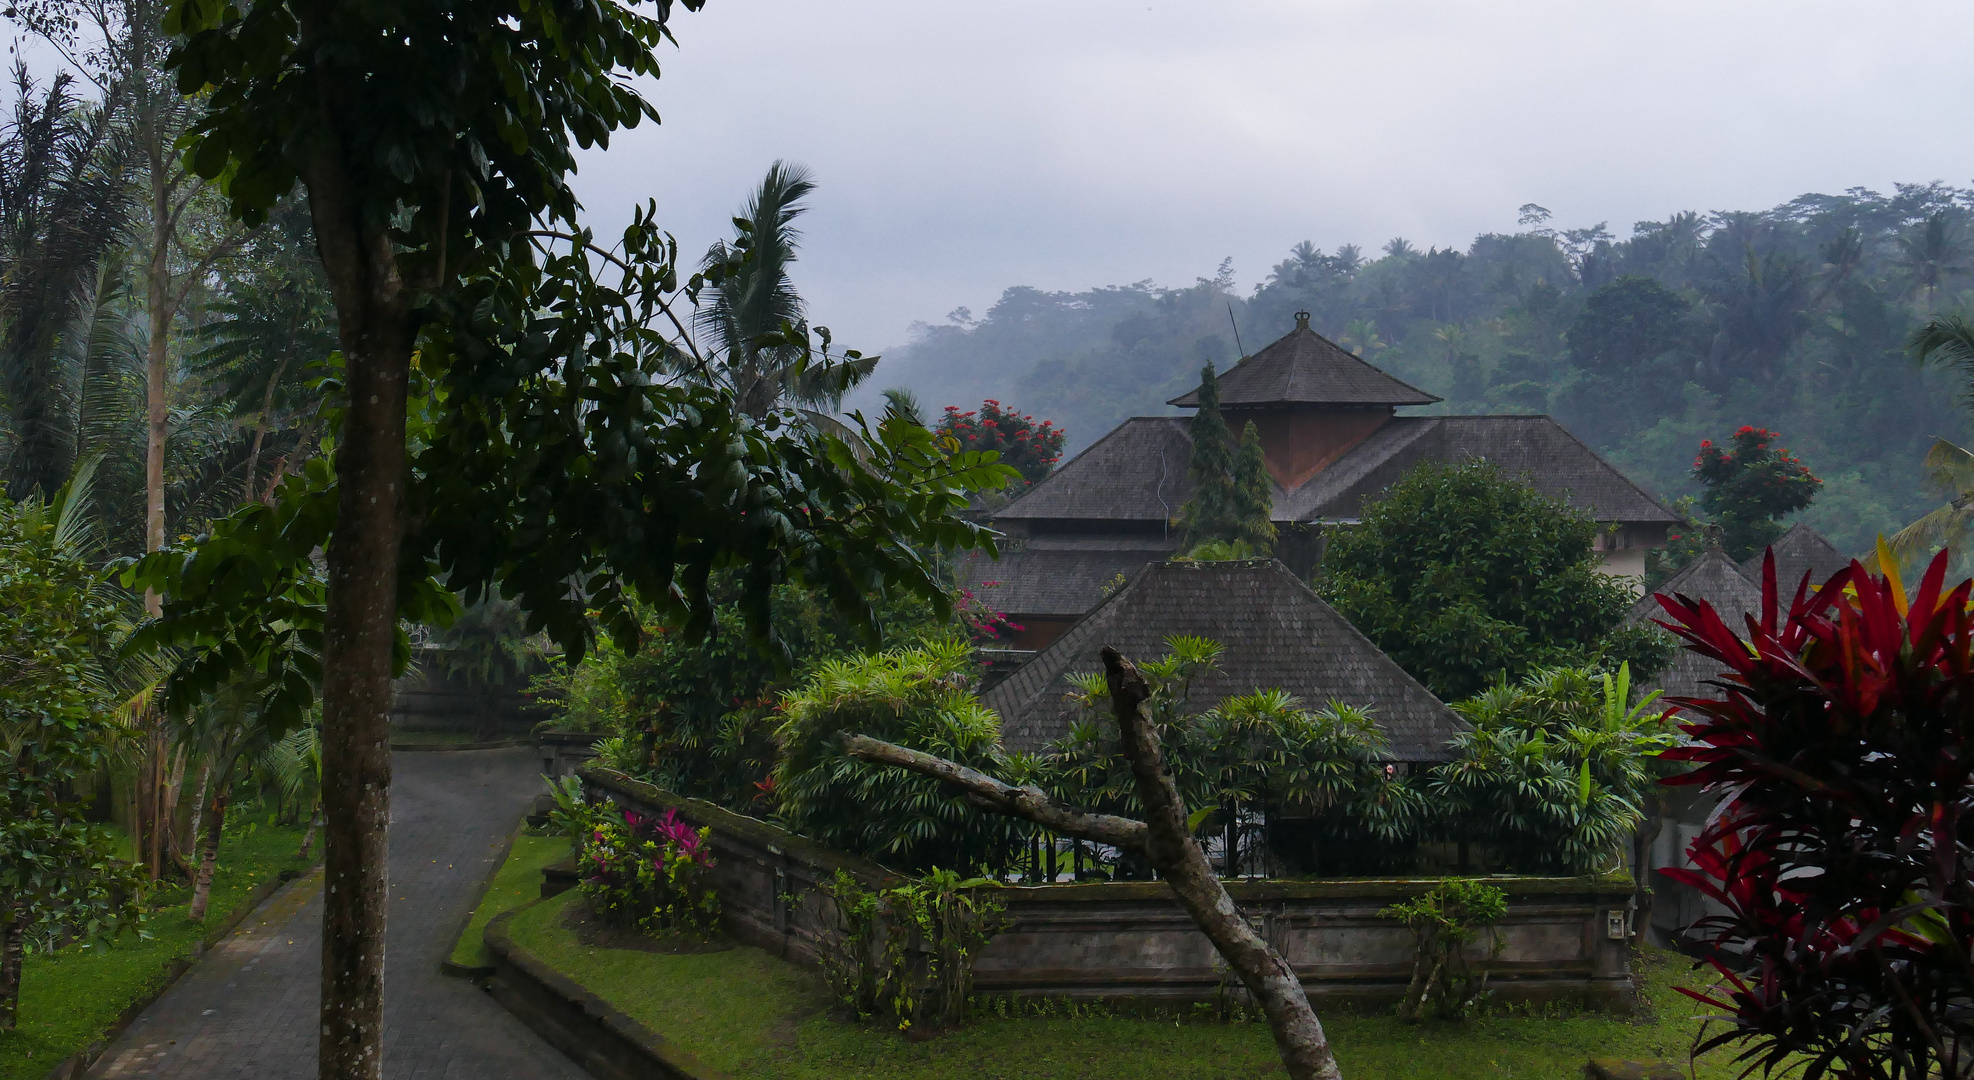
[872,184,1974,553]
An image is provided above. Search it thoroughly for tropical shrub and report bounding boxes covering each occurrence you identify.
[574,800,719,938]
[529,579,953,810]
[1429,664,1675,874]
[0,489,145,1028]
[1655,550,1974,1080]
[1381,878,1508,1022]
[1318,459,1671,700]
[817,867,1008,1031]
[775,640,1029,873]
[1049,635,1421,876]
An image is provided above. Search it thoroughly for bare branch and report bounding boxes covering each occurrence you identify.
[839,733,1146,850]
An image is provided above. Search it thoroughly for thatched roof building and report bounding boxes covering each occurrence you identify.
[983,559,1463,761]
[962,312,1679,648]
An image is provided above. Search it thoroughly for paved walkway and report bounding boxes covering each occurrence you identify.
[89,747,588,1080]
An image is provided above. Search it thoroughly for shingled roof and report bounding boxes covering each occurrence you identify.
[999,414,1676,527]
[1278,415,1678,525]
[984,560,1463,760]
[996,417,1193,522]
[954,540,1174,618]
[1741,522,1851,594]
[1628,549,1763,701]
[1167,314,1440,409]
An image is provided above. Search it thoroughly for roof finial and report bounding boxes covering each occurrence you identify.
[1294,311,1311,330]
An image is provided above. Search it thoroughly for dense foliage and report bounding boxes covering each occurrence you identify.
[934,400,1064,486]
[1431,665,1676,875]
[530,579,961,809]
[0,488,144,1028]
[772,640,1032,873]
[1657,551,1974,1080]
[1318,459,1670,700]
[877,187,1974,554]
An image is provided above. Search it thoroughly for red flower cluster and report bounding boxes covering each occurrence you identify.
[936,399,1066,485]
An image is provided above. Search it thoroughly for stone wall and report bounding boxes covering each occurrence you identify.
[582,767,1638,1011]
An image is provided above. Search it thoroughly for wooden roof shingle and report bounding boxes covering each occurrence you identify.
[984,560,1463,760]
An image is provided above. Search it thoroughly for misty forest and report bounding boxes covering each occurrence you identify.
[881,185,1974,554]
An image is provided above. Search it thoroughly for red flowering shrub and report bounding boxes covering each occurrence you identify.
[1654,551,1974,1080]
[1691,425,1821,561]
[936,400,1064,485]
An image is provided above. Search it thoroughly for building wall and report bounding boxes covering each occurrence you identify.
[1235,406,1392,490]
[584,768,1637,1011]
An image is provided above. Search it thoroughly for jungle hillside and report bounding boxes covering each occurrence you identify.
[869,185,1974,554]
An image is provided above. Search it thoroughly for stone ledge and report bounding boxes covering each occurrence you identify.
[484,904,727,1080]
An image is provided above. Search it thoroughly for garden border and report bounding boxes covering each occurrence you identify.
[582,766,1640,1011]
[483,903,726,1080]
[39,863,317,1080]
[439,822,525,979]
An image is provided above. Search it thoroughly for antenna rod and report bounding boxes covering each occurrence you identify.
[1227,302,1246,359]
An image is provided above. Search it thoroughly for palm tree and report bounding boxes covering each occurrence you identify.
[1899,211,1968,312]
[689,161,875,421]
[0,64,135,500]
[1899,315,1974,572]
[187,206,335,504]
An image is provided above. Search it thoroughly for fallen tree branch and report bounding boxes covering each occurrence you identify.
[838,645,1346,1080]
[839,734,1147,850]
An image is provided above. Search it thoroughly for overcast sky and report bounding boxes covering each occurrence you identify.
[568,0,1974,353]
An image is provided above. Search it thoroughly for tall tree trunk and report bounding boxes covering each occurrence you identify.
[1101,647,1344,1080]
[0,906,22,1031]
[297,40,416,1077]
[189,777,230,922]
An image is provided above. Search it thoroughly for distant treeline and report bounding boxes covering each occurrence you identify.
[872,183,1974,554]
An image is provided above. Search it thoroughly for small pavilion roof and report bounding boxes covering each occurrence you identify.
[984,559,1463,760]
[1167,313,1440,409]
[1741,522,1851,595]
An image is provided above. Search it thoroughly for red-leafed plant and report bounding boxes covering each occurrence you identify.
[936,400,1065,486]
[1654,549,1974,1080]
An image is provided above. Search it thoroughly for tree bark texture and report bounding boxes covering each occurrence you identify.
[1099,647,1344,1080]
[188,781,230,922]
[0,907,21,1030]
[837,735,1147,850]
[296,32,416,1078]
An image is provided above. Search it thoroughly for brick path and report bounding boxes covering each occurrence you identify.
[89,747,588,1079]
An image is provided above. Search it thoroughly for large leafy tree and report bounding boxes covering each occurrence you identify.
[1317,459,1668,700]
[1693,425,1821,561]
[148,3,1012,1077]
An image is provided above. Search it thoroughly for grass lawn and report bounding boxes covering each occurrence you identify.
[448,827,570,969]
[506,888,1745,1080]
[0,817,313,1080]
